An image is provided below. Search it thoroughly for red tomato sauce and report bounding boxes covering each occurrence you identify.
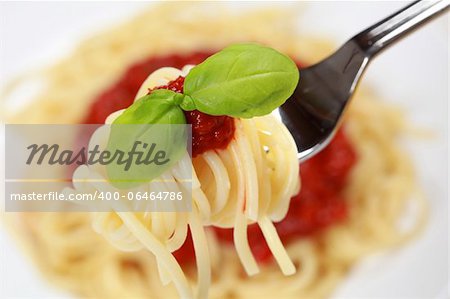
[84,52,213,125]
[83,51,358,265]
[151,76,235,157]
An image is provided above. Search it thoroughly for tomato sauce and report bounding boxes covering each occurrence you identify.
[151,76,235,157]
[84,52,213,125]
[83,50,358,266]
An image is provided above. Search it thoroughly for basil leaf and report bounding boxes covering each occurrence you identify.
[113,89,186,125]
[181,43,299,118]
[106,90,188,189]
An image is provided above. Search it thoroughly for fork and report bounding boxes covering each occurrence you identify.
[278,0,449,161]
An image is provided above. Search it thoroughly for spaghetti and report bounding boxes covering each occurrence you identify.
[64,64,300,298]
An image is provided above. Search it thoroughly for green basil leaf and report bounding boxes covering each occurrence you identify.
[181,43,299,118]
[106,89,188,189]
[113,89,186,125]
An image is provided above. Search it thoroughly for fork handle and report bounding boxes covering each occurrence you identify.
[354,0,449,57]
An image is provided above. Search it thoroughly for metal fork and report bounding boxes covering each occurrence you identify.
[278,0,449,161]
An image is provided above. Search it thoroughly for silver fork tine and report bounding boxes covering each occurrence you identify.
[278,0,449,161]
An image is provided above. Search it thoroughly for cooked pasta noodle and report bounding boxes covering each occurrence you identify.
[62,64,300,298]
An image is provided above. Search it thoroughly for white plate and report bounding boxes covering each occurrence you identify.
[0,2,448,298]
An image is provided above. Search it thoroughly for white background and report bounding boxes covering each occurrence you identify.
[0,2,448,298]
